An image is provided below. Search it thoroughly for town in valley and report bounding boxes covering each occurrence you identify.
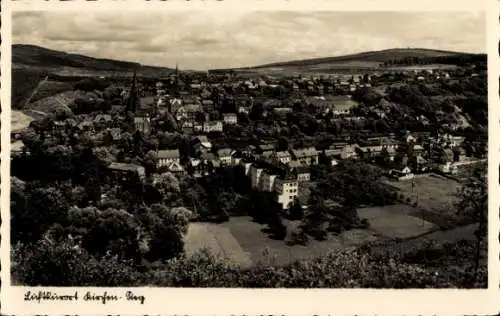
[10,12,487,288]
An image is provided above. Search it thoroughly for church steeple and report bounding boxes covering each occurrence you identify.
[173,62,180,96]
[126,69,139,114]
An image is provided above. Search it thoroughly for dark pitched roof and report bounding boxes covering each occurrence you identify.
[108,162,145,175]
[158,149,180,159]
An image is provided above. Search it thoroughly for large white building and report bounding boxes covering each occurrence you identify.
[203,121,223,133]
[250,165,264,189]
[260,172,277,192]
[275,178,299,209]
[246,161,299,210]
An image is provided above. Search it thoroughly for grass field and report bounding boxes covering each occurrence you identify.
[184,222,253,268]
[384,174,463,225]
[184,217,376,267]
[358,205,435,239]
[11,110,34,133]
[184,204,438,267]
[220,216,382,266]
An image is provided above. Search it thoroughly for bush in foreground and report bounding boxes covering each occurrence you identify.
[12,239,486,288]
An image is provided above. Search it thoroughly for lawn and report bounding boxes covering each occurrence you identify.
[384,174,463,225]
[186,215,389,267]
[184,222,253,268]
[220,216,373,266]
[357,205,435,239]
[183,174,466,267]
[185,197,453,267]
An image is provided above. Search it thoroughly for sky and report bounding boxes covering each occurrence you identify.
[12,11,485,70]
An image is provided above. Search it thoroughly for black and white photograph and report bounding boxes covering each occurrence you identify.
[8,10,488,290]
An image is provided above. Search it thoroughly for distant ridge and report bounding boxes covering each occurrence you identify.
[12,44,173,75]
[250,48,481,69]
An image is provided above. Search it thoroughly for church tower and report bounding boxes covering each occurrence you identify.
[125,69,140,114]
[174,62,180,96]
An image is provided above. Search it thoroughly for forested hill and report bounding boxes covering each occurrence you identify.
[251,48,484,69]
[12,44,173,74]
[11,44,173,109]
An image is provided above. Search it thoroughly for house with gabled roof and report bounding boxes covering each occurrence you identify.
[134,116,151,134]
[108,162,146,181]
[94,114,113,129]
[411,155,429,173]
[164,160,186,175]
[217,148,234,166]
[356,145,384,158]
[272,151,292,165]
[157,149,180,168]
[223,113,238,125]
[203,121,223,133]
[201,99,215,112]
[288,160,311,182]
[256,143,275,154]
[291,147,319,165]
[388,166,414,181]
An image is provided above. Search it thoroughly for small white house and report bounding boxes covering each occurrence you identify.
[157,149,180,168]
[389,166,414,181]
[203,121,223,133]
[223,113,238,125]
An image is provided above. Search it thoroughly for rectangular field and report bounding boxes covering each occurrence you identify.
[185,208,434,267]
[184,222,253,268]
[358,205,435,239]
[384,174,463,224]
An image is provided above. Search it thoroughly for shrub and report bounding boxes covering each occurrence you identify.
[287,227,309,246]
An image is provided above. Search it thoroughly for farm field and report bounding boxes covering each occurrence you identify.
[384,174,462,225]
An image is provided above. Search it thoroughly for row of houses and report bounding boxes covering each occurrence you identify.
[102,135,477,189]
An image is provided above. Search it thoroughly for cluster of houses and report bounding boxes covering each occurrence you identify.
[12,65,485,210]
[100,127,482,209]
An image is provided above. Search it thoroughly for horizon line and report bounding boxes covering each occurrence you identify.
[12,43,486,72]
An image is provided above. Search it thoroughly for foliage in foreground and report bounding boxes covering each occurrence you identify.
[12,239,486,288]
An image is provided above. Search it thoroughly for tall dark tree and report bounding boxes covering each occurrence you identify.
[277,136,289,151]
[288,197,304,220]
[456,163,487,284]
[249,103,264,121]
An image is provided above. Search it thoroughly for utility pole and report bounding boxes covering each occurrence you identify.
[412,177,423,227]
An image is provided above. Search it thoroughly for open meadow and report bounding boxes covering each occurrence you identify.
[183,204,443,267]
[384,174,463,226]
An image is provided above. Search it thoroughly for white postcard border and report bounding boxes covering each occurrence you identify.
[1,0,498,315]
